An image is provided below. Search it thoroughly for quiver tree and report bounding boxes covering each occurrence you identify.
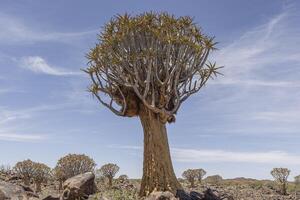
[0,164,11,176]
[118,174,129,183]
[54,154,96,190]
[97,163,119,187]
[195,168,206,183]
[182,169,202,188]
[32,162,51,192]
[85,12,221,196]
[14,159,35,186]
[295,175,300,191]
[271,167,290,195]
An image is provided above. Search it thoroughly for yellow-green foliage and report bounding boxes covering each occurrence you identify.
[97,163,119,179]
[14,159,51,187]
[85,12,220,122]
[54,153,96,181]
[14,159,36,184]
[32,162,51,184]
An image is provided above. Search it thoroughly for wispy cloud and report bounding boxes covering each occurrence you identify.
[0,104,67,125]
[111,145,300,165]
[251,110,300,122]
[0,133,46,142]
[19,56,81,76]
[172,148,300,165]
[214,10,300,87]
[0,12,97,44]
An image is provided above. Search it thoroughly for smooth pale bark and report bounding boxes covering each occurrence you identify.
[139,105,182,196]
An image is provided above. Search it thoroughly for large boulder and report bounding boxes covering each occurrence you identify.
[145,191,178,200]
[61,172,97,200]
[0,181,35,199]
[176,189,233,200]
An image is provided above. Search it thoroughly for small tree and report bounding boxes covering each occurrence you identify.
[34,163,51,192]
[182,169,198,188]
[0,164,11,173]
[195,168,206,183]
[98,163,119,187]
[54,154,96,190]
[14,159,35,186]
[118,174,129,183]
[271,167,290,195]
[85,12,220,196]
[295,175,300,191]
[205,175,222,185]
[32,162,51,192]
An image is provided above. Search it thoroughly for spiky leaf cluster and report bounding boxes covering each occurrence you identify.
[119,174,128,180]
[14,159,51,185]
[32,162,52,184]
[14,159,36,182]
[54,154,96,181]
[98,163,119,179]
[271,168,290,184]
[85,12,221,123]
[182,168,206,183]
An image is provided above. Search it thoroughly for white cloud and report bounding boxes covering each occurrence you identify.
[0,12,97,44]
[108,145,300,165]
[20,56,81,76]
[251,111,300,122]
[172,148,300,165]
[213,11,300,87]
[0,133,46,142]
[0,104,67,125]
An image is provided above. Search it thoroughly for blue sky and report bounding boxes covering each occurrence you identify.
[1,0,300,180]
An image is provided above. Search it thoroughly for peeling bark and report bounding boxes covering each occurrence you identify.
[139,105,182,196]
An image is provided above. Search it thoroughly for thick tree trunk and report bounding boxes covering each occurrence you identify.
[108,177,113,188]
[24,177,30,186]
[58,180,63,191]
[190,178,195,188]
[282,183,287,195]
[139,105,182,196]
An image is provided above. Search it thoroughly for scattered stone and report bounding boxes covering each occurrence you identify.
[61,172,97,200]
[146,191,177,200]
[0,181,32,199]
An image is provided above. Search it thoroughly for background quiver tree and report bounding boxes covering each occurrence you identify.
[32,162,52,192]
[85,12,221,196]
[54,153,96,190]
[295,175,300,191]
[195,168,206,183]
[118,174,129,184]
[0,165,12,180]
[182,169,199,188]
[97,163,119,187]
[271,167,290,195]
[14,159,36,186]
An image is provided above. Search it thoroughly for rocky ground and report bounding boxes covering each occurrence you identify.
[1,171,300,200]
